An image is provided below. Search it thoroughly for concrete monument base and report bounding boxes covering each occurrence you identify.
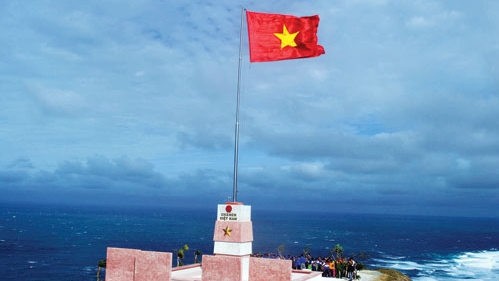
[105,202,292,281]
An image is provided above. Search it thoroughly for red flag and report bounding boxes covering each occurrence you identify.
[246,10,325,62]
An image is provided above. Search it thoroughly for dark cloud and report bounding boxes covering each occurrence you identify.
[451,173,499,190]
[1,157,169,204]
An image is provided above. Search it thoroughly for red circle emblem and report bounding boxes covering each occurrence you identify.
[225,205,232,213]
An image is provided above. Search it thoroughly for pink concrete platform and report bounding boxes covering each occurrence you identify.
[106,247,172,281]
[106,249,324,281]
[202,255,247,281]
[106,248,137,281]
[250,257,291,281]
[135,250,172,281]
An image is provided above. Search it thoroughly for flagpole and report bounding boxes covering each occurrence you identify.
[232,8,245,202]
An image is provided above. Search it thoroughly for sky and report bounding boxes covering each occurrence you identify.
[1,0,498,217]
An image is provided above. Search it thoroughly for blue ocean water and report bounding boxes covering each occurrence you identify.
[1,203,498,281]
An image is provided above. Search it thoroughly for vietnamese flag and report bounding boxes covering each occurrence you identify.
[246,10,325,62]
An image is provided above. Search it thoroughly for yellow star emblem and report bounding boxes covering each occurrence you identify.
[222,226,232,237]
[274,24,299,49]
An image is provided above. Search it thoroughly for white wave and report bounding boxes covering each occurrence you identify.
[379,250,499,281]
[412,277,439,281]
[383,255,407,260]
[373,258,424,271]
[83,265,95,272]
[442,251,499,280]
[453,251,497,270]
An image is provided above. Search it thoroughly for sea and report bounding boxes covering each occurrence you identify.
[1,203,498,281]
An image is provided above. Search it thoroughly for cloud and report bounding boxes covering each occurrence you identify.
[28,84,88,116]
[54,156,167,189]
[1,156,167,202]
[406,16,434,28]
[405,10,461,29]
[281,162,327,181]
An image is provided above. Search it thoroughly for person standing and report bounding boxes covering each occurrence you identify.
[347,257,355,281]
[329,259,336,278]
[322,258,331,277]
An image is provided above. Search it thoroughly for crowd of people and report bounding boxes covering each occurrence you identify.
[251,252,361,280]
[292,254,358,280]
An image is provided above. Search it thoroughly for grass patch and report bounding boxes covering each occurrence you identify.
[377,268,411,281]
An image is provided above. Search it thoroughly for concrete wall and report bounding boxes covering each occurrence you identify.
[249,257,292,281]
[106,247,172,281]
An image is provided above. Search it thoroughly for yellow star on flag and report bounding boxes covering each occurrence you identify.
[222,225,232,237]
[274,24,299,49]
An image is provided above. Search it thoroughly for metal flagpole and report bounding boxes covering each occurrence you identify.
[232,8,245,202]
